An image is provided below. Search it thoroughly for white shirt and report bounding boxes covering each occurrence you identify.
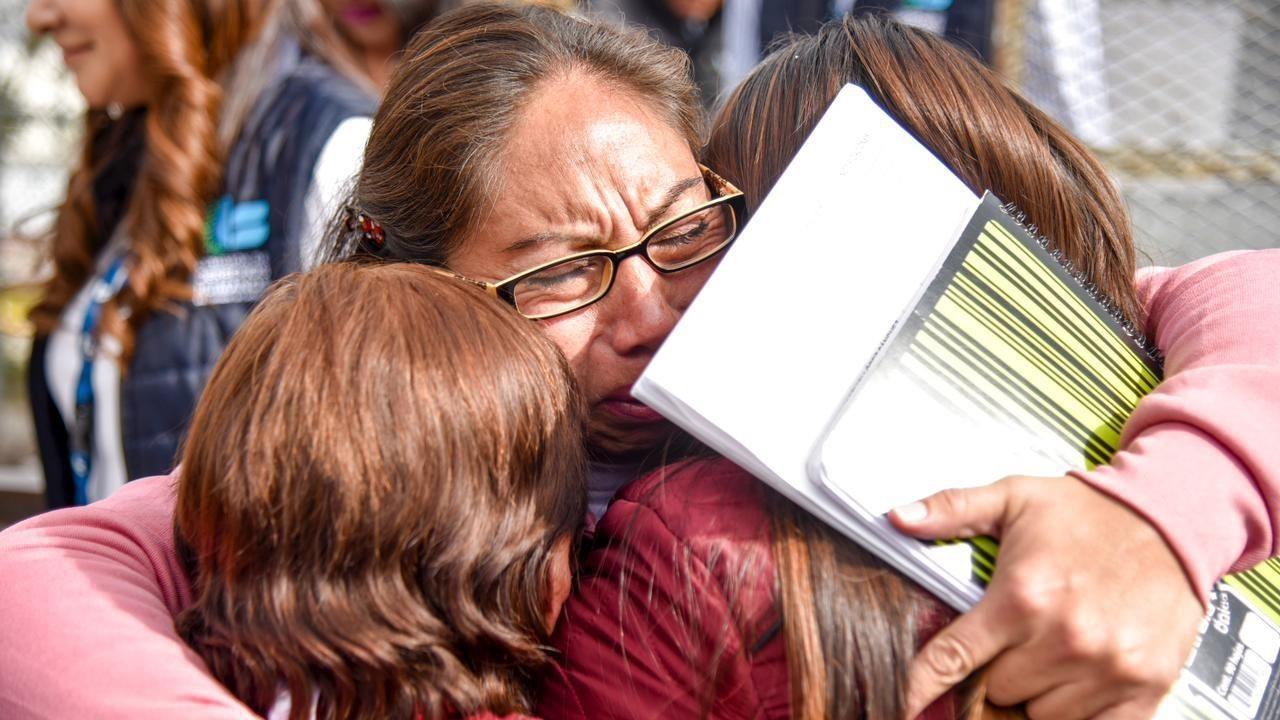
[300,116,373,269]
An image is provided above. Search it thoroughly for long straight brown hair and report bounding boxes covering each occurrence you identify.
[704,14,1141,720]
[175,263,587,720]
[707,14,1142,324]
[29,0,271,361]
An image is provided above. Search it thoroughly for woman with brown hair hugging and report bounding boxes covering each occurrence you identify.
[178,262,585,719]
[3,6,1280,720]
[539,13,1280,720]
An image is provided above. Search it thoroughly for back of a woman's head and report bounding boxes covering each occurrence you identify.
[325,2,702,265]
[705,14,1141,323]
[175,263,587,720]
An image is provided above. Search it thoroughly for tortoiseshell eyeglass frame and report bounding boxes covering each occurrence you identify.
[431,165,747,320]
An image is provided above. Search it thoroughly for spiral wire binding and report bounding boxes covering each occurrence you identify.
[998,200,1165,373]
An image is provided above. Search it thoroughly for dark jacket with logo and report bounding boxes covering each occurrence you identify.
[31,43,376,508]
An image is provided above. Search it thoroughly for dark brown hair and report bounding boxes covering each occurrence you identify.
[770,500,920,719]
[706,14,1142,323]
[323,2,702,265]
[29,0,272,360]
[703,15,1133,719]
[175,263,587,720]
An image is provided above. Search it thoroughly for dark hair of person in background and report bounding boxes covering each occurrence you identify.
[28,0,271,359]
[325,2,703,267]
[175,263,587,720]
[699,13,1143,718]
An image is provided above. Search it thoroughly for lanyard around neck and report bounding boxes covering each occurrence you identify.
[69,256,129,505]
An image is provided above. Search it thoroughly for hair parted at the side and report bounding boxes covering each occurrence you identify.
[29,0,273,362]
[322,2,703,266]
[175,262,587,720]
[706,13,1142,325]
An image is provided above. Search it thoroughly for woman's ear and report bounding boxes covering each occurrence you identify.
[543,535,574,633]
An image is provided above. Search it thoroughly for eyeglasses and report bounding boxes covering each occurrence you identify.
[437,165,746,320]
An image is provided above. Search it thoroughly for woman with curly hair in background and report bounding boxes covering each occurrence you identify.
[23,0,376,508]
[5,6,1280,720]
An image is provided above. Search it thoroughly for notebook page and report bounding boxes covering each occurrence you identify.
[634,85,978,599]
[813,194,1165,606]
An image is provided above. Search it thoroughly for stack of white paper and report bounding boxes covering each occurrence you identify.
[634,85,985,610]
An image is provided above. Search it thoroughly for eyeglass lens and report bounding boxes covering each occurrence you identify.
[510,201,737,319]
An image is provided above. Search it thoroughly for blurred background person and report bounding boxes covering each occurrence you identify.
[589,0,995,105]
[589,0,730,103]
[312,0,451,89]
[322,0,412,88]
[22,0,376,510]
[313,1,576,91]
[0,0,588,524]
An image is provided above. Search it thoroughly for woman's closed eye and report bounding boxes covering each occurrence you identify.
[524,258,599,290]
[648,206,734,268]
[651,219,710,249]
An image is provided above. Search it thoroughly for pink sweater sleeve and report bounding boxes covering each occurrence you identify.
[1,254,1275,715]
[0,474,254,719]
[1070,249,1280,604]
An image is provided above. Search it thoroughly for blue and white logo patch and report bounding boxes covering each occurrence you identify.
[206,195,270,255]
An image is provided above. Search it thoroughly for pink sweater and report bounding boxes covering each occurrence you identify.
[1072,251,1280,597]
[2,251,1278,718]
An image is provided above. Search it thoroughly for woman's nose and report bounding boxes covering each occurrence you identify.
[26,0,60,35]
[601,256,682,358]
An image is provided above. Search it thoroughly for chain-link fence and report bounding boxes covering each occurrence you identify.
[997,0,1280,267]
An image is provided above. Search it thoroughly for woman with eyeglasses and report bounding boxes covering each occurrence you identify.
[540,13,1280,720]
[2,5,1279,719]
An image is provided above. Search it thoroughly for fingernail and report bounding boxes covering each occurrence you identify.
[893,501,928,524]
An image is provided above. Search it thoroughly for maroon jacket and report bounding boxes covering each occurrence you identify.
[539,457,957,719]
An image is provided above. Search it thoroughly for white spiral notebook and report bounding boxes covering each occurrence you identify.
[634,84,1280,719]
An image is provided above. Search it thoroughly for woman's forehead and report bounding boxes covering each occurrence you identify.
[501,76,698,190]
[452,78,702,274]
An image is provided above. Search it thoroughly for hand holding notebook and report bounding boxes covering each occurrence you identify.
[634,84,1280,719]
[892,474,1202,717]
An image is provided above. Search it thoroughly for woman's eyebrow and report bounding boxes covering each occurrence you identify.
[503,230,601,254]
[642,176,705,229]
[502,176,706,254]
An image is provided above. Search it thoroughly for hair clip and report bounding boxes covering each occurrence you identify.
[347,207,385,248]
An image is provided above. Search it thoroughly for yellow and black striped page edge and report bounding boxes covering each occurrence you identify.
[880,194,1159,583]
[891,194,1280,717]
[1225,558,1280,628]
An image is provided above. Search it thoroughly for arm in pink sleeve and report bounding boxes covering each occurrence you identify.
[0,474,254,719]
[1070,249,1280,602]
